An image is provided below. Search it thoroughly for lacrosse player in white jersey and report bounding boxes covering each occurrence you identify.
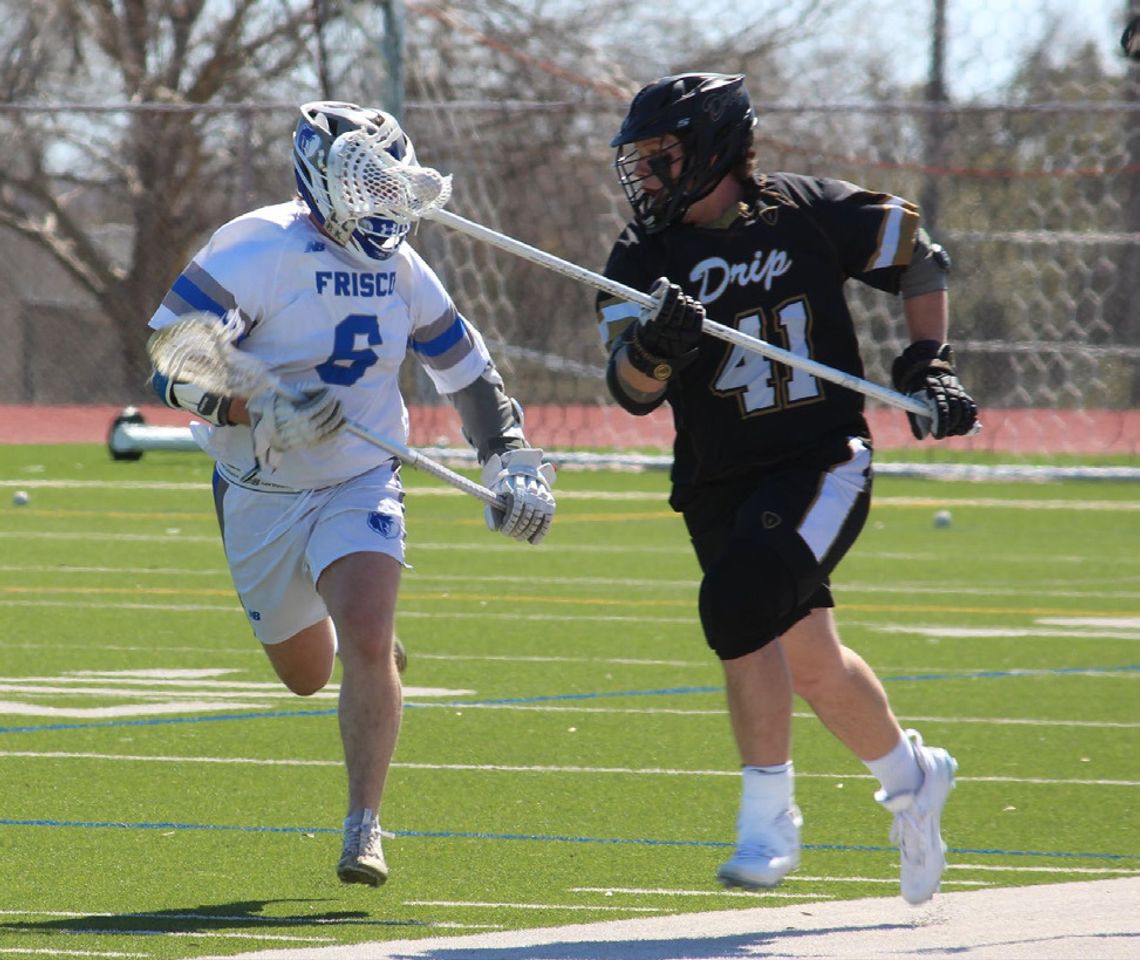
[146,101,556,887]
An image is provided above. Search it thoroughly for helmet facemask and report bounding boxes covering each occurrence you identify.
[293,101,416,262]
[614,136,699,233]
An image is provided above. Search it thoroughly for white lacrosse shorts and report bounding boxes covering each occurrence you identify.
[212,460,407,645]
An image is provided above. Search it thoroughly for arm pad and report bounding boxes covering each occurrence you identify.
[448,364,527,464]
[899,229,951,300]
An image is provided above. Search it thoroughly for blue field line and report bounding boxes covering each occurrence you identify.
[1,817,1136,863]
[419,685,722,706]
[883,664,1140,682]
[0,666,1135,736]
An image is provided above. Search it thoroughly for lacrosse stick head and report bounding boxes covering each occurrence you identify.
[293,101,451,263]
[147,311,274,400]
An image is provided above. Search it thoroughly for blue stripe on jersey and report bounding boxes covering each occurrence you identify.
[411,316,466,358]
[171,274,227,317]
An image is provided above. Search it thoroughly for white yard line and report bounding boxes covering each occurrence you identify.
[949,864,1140,874]
[402,901,665,912]
[1,478,1136,511]
[4,565,1138,604]
[0,928,334,944]
[569,880,997,894]
[0,909,494,932]
[0,950,150,958]
[1,751,1135,787]
[6,599,1140,635]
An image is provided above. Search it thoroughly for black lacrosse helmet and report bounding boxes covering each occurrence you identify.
[611,72,755,232]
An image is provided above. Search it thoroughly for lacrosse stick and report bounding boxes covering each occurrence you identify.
[328,128,978,430]
[147,313,505,508]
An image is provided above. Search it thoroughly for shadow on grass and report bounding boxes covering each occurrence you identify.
[384,926,1140,960]
[0,897,434,938]
[383,923,918,960]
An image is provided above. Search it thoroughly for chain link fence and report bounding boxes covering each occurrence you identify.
[0,0,1136,459]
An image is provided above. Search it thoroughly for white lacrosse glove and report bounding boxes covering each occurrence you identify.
[480,448,556,545]
[248,388,346,470]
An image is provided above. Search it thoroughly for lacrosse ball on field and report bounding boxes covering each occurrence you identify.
[12,490,29,506]
[933,509,952,528]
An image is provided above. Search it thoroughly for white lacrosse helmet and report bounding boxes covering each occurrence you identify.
[293,101,416,262]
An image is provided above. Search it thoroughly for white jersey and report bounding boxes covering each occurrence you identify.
[149,200,491,489]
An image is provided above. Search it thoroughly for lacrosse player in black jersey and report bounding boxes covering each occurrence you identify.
[597,73,978,904]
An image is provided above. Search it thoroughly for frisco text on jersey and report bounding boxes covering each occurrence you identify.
[315,270,397,298]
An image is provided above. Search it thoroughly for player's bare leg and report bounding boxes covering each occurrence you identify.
[262,620,337,697]
[318,551,403,885]
[782,607,957,904]
[716,641,801,889]
[722,641,792,767]
[781,608,901,762]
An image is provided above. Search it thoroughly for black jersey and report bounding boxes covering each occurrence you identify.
[597,172,922,493]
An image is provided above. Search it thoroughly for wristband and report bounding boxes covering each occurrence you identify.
[626,336,676,382]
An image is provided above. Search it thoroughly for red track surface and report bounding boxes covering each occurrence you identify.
[3,403,1138,455]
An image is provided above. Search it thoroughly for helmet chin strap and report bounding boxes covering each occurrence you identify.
[307,207,388,262]
[319,215,355,246]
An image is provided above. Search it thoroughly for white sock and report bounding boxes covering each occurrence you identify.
[739,761,795,828]
[345,808,377,830]
[865,733,922,798]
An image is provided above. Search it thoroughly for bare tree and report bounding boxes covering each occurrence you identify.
[0,0,320,393]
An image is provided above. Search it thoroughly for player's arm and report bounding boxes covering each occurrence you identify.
[148,309,342,472]
[148,248,255,428]
[605,322,670,414]
[149,367,245,425]
[447,364,527,464]
[598,279,703,415]
[150,351,343,470]
[891,233,978,439]
[607,333,669,415]
[447,364,555,546]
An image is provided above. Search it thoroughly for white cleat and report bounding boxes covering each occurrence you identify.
[716,806,803,889]
[337,809,390,886]
[877,729,958,905]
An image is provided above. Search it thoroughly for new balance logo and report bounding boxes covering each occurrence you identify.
[305,240,326,252]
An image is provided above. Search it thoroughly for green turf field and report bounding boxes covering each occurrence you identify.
[0,443,1137,959]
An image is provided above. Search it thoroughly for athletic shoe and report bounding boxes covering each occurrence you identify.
[393,636,407,675]
[337,809,390,886]
[877,729,957,904]
[716,806,803,889]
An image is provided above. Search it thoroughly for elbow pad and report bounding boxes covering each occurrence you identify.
[450,365,527,464]
[149,370,235,426]
[900,229,951,300]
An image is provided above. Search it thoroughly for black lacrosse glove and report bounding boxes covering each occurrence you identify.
[626,277,704,382]
[891,340,978,440]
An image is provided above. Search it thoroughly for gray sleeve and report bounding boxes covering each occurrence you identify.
[899,228,951,299]
[446,362,528,465]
